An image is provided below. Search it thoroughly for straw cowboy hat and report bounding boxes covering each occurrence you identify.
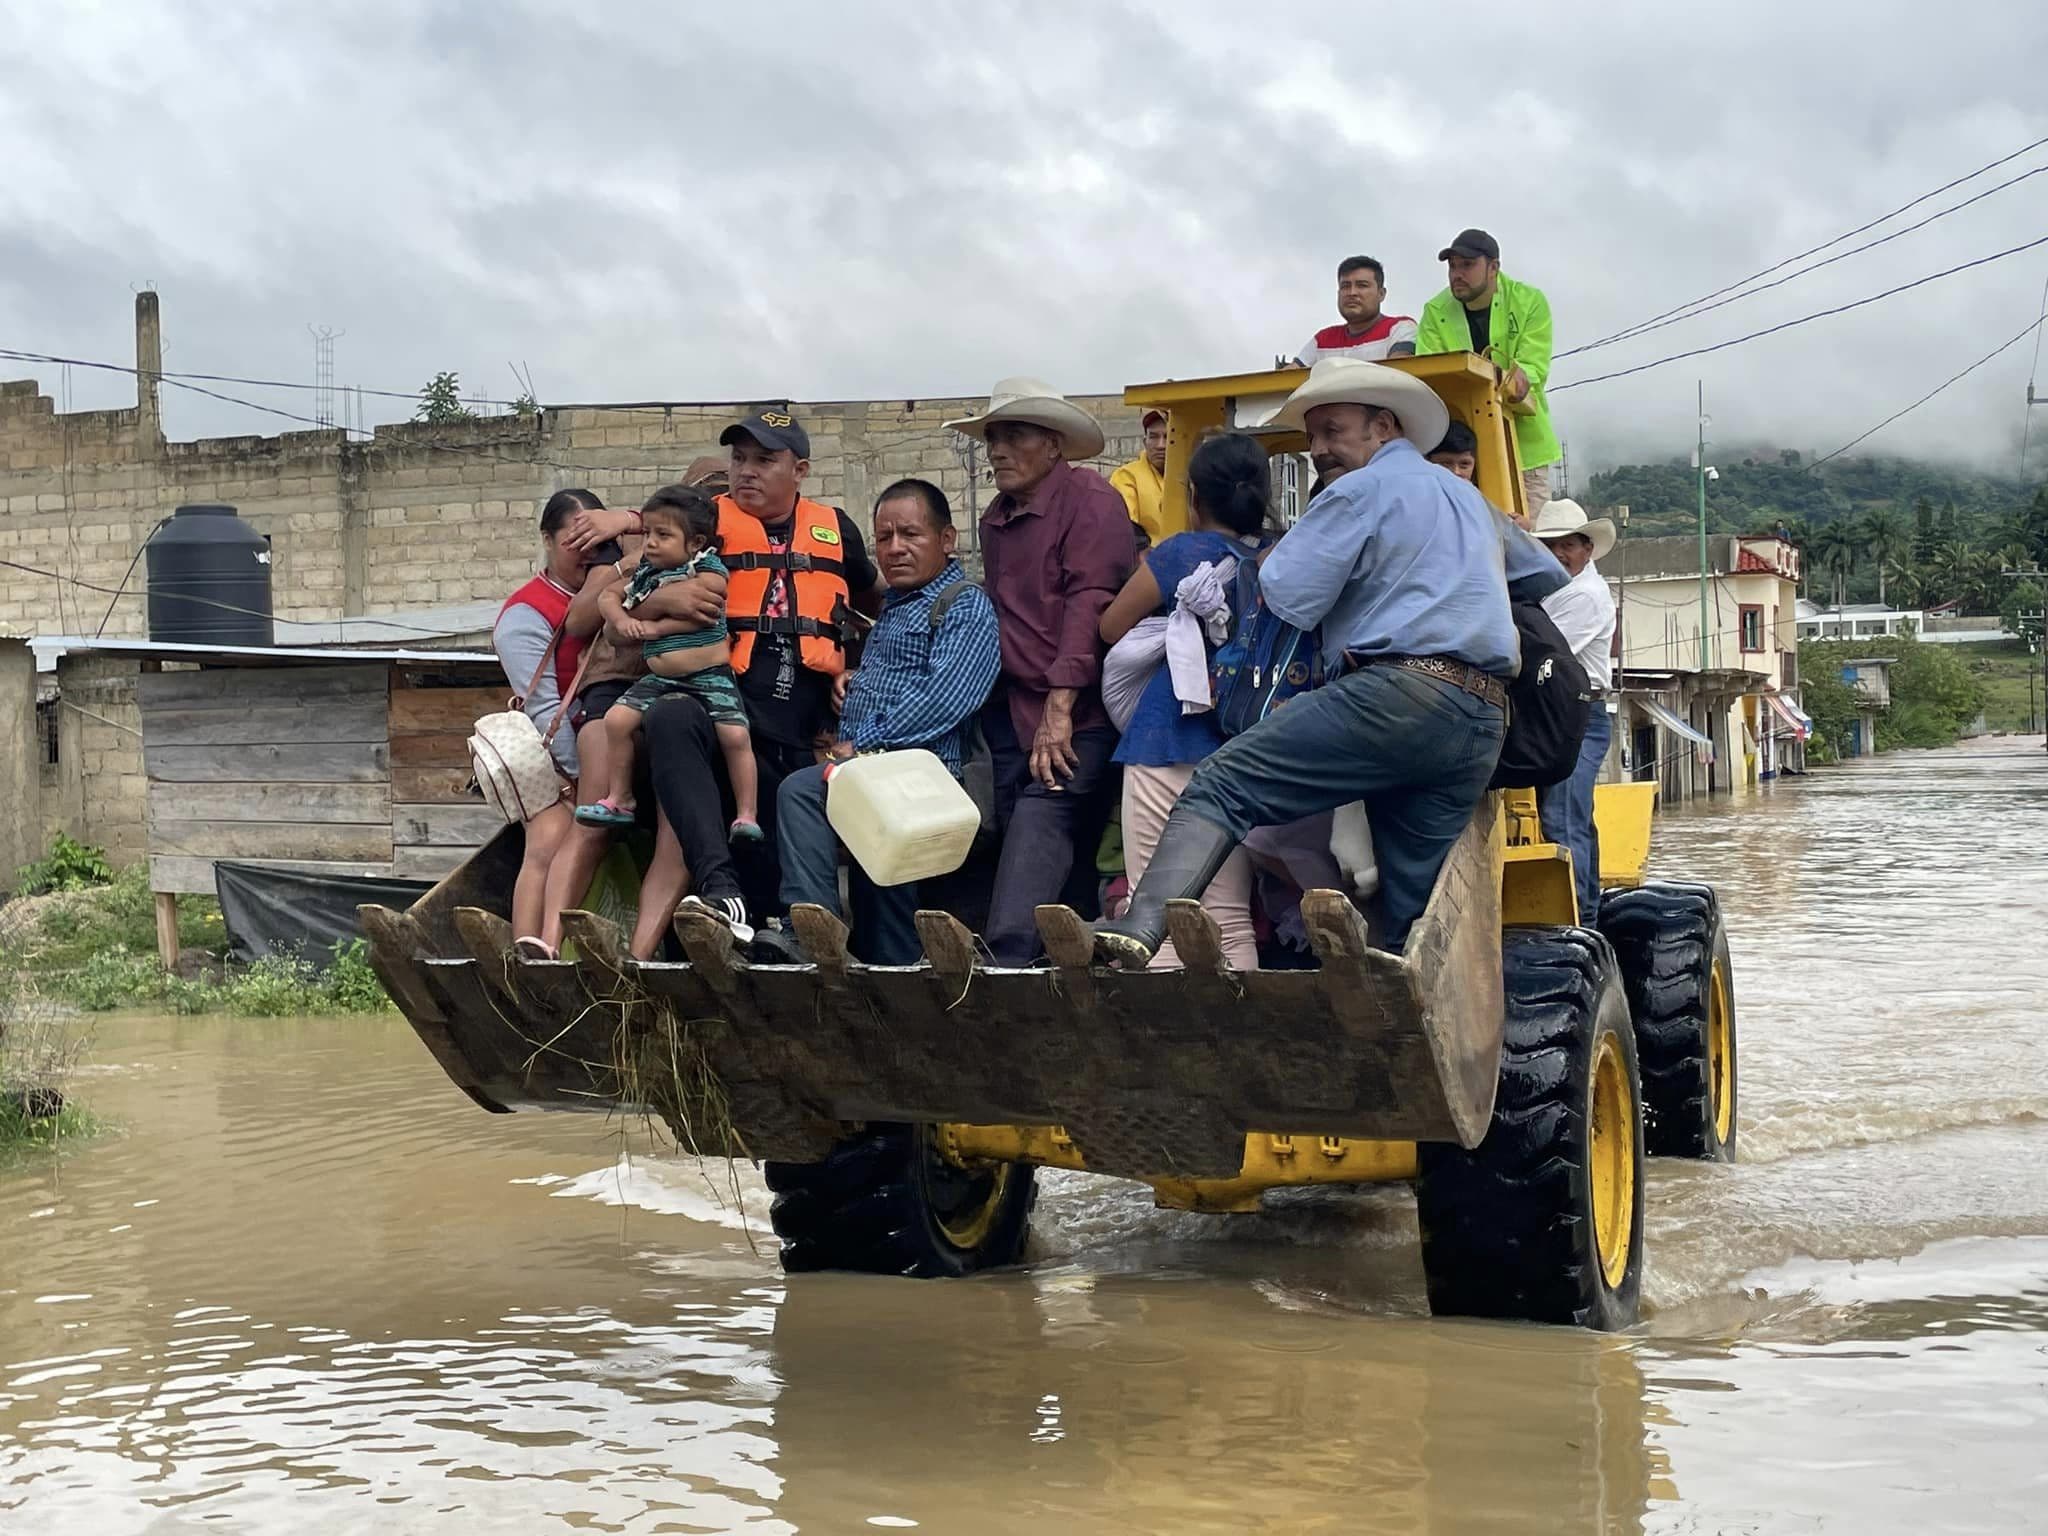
[1529,498,1617,561]
[1262,356,1449,451]
[944,378,1107,461]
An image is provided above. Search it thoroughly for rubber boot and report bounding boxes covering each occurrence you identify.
[1091,813,1238,970]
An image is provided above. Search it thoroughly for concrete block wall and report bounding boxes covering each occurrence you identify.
[1,378,1147,639]
[47,654,146,866]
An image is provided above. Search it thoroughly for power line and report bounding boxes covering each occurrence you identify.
[0,345,517,407]
[2021,266,2048,479]
[1569,130,2048,357]
[0,555,467,639]
[1806,316,2048,472]
[1552,234,2048,394]
[2,344,971,483]
[1561,162,2048,360]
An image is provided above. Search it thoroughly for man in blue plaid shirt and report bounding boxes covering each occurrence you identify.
[775,478,1001,963]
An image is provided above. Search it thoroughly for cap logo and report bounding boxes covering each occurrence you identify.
[761,411,794,428]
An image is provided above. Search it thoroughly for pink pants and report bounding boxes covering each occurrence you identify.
[1121,761,1259,971]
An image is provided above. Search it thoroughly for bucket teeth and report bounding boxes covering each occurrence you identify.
[453,906,520,1007]
[788,904,853,973]
[672,904,743,994]
[559,909,633,995]
[914,909,979,995]
[1300,887,1376,964]
[1033,904,1095,971]
[1163,899,1236,980]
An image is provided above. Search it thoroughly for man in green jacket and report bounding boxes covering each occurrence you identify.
[1414,229,1558,525]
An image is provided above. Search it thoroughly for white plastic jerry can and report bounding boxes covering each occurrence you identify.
[824,749,981,887]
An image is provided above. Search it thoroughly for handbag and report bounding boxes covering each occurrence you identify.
[468,623,596,824]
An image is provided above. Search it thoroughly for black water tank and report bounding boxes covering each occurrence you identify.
[145,504,274,646]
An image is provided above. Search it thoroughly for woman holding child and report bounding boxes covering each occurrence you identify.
[516,466,743,962]
[1097,433,1276,970]
[491,488,606,950]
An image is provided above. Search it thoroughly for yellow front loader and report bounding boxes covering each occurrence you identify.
[362,359,1738,1330]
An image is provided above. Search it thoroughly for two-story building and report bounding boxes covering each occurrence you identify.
[1599,531,1808,802]
[1839,656,1893,757]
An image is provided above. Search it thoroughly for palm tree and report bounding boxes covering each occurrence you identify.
[1888,567,1926,609]
[1862,508,1908,607]
[1932,540,1983,610]
[1806,521,1857,609]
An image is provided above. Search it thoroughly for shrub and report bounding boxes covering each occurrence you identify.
[17,834,112,896]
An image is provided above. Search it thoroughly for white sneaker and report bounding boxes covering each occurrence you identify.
[681,894,755,946]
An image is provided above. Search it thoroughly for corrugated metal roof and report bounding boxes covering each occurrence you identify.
[29,636,498,670]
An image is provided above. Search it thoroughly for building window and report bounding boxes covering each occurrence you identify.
[36,697,59,766]
[1739,604,1764,653]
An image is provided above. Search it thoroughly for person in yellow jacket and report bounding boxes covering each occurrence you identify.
[1414,229,1558,526]
[1109,408,1169,547]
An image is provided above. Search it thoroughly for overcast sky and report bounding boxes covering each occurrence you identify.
[3,0,2046,476]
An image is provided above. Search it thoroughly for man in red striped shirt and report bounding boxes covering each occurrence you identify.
[1292,255,1418,365]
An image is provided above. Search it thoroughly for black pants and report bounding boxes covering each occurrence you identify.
[982,702,1120,966]
[641,693,744,906]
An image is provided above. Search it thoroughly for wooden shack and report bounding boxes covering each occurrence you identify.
[125,642,509,964]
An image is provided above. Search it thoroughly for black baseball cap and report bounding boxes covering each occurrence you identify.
[1437,228,1500,262]
[719,407,811,460]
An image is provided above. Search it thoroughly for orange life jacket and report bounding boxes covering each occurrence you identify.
[717,494,851,677]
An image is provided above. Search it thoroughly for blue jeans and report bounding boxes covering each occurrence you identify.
[1174,666,1505,951]
[1537,706,1612,924]
[775,763,922,966]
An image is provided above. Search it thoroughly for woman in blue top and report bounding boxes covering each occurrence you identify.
[1098,433,1273,969]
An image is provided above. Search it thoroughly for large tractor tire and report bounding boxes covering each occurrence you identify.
[1414,927,1645,1330]
[765,1124,1036,1278]
[1599,881,1737,1161]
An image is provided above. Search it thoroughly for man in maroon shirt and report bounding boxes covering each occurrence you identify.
[946,379,1136,964]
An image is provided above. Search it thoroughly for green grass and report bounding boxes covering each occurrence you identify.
[48,938,391,1017]
[0,1099,101,1164]
[10,863,226,972]
[2,858,392,1017]
[1954,641,2045,734]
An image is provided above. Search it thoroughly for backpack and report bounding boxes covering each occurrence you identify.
[1488,601,1592,789]
[926,581,998,836]
[1209,558,1325,737]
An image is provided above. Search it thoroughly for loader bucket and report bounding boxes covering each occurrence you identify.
[362,800,1507,1181]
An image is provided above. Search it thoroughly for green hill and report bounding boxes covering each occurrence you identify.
[1582,454,2048,612]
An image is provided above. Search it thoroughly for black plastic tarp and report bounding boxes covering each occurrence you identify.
[214,861,433,968]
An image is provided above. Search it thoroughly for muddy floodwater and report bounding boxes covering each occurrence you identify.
[6,739,2048,1533]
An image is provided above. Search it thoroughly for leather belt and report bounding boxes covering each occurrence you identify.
[1349,652,1508,711]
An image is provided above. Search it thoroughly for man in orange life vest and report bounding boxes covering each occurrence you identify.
[566,408,882,936]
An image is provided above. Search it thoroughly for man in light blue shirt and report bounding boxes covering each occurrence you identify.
[1095,358,1565,963]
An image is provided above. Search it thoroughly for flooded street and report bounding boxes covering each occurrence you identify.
[5,739,2047,1533]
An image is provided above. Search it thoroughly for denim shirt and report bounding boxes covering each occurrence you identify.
[1259,438,1565,678]
[839,560,1002,775]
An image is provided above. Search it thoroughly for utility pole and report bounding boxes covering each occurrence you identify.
[1999,563,2046,745]
[1696,381,1712,673]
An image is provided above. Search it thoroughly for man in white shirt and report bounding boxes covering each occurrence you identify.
[1529,499,1617,923]
[1292,256,1418,365]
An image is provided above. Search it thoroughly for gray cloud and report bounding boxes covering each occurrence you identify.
[2,0,2045,476]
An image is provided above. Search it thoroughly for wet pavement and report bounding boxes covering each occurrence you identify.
[4,737,2046,1532]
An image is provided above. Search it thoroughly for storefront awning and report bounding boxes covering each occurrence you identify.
[1637,697,1715,762]
[1764,691,1813,739]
